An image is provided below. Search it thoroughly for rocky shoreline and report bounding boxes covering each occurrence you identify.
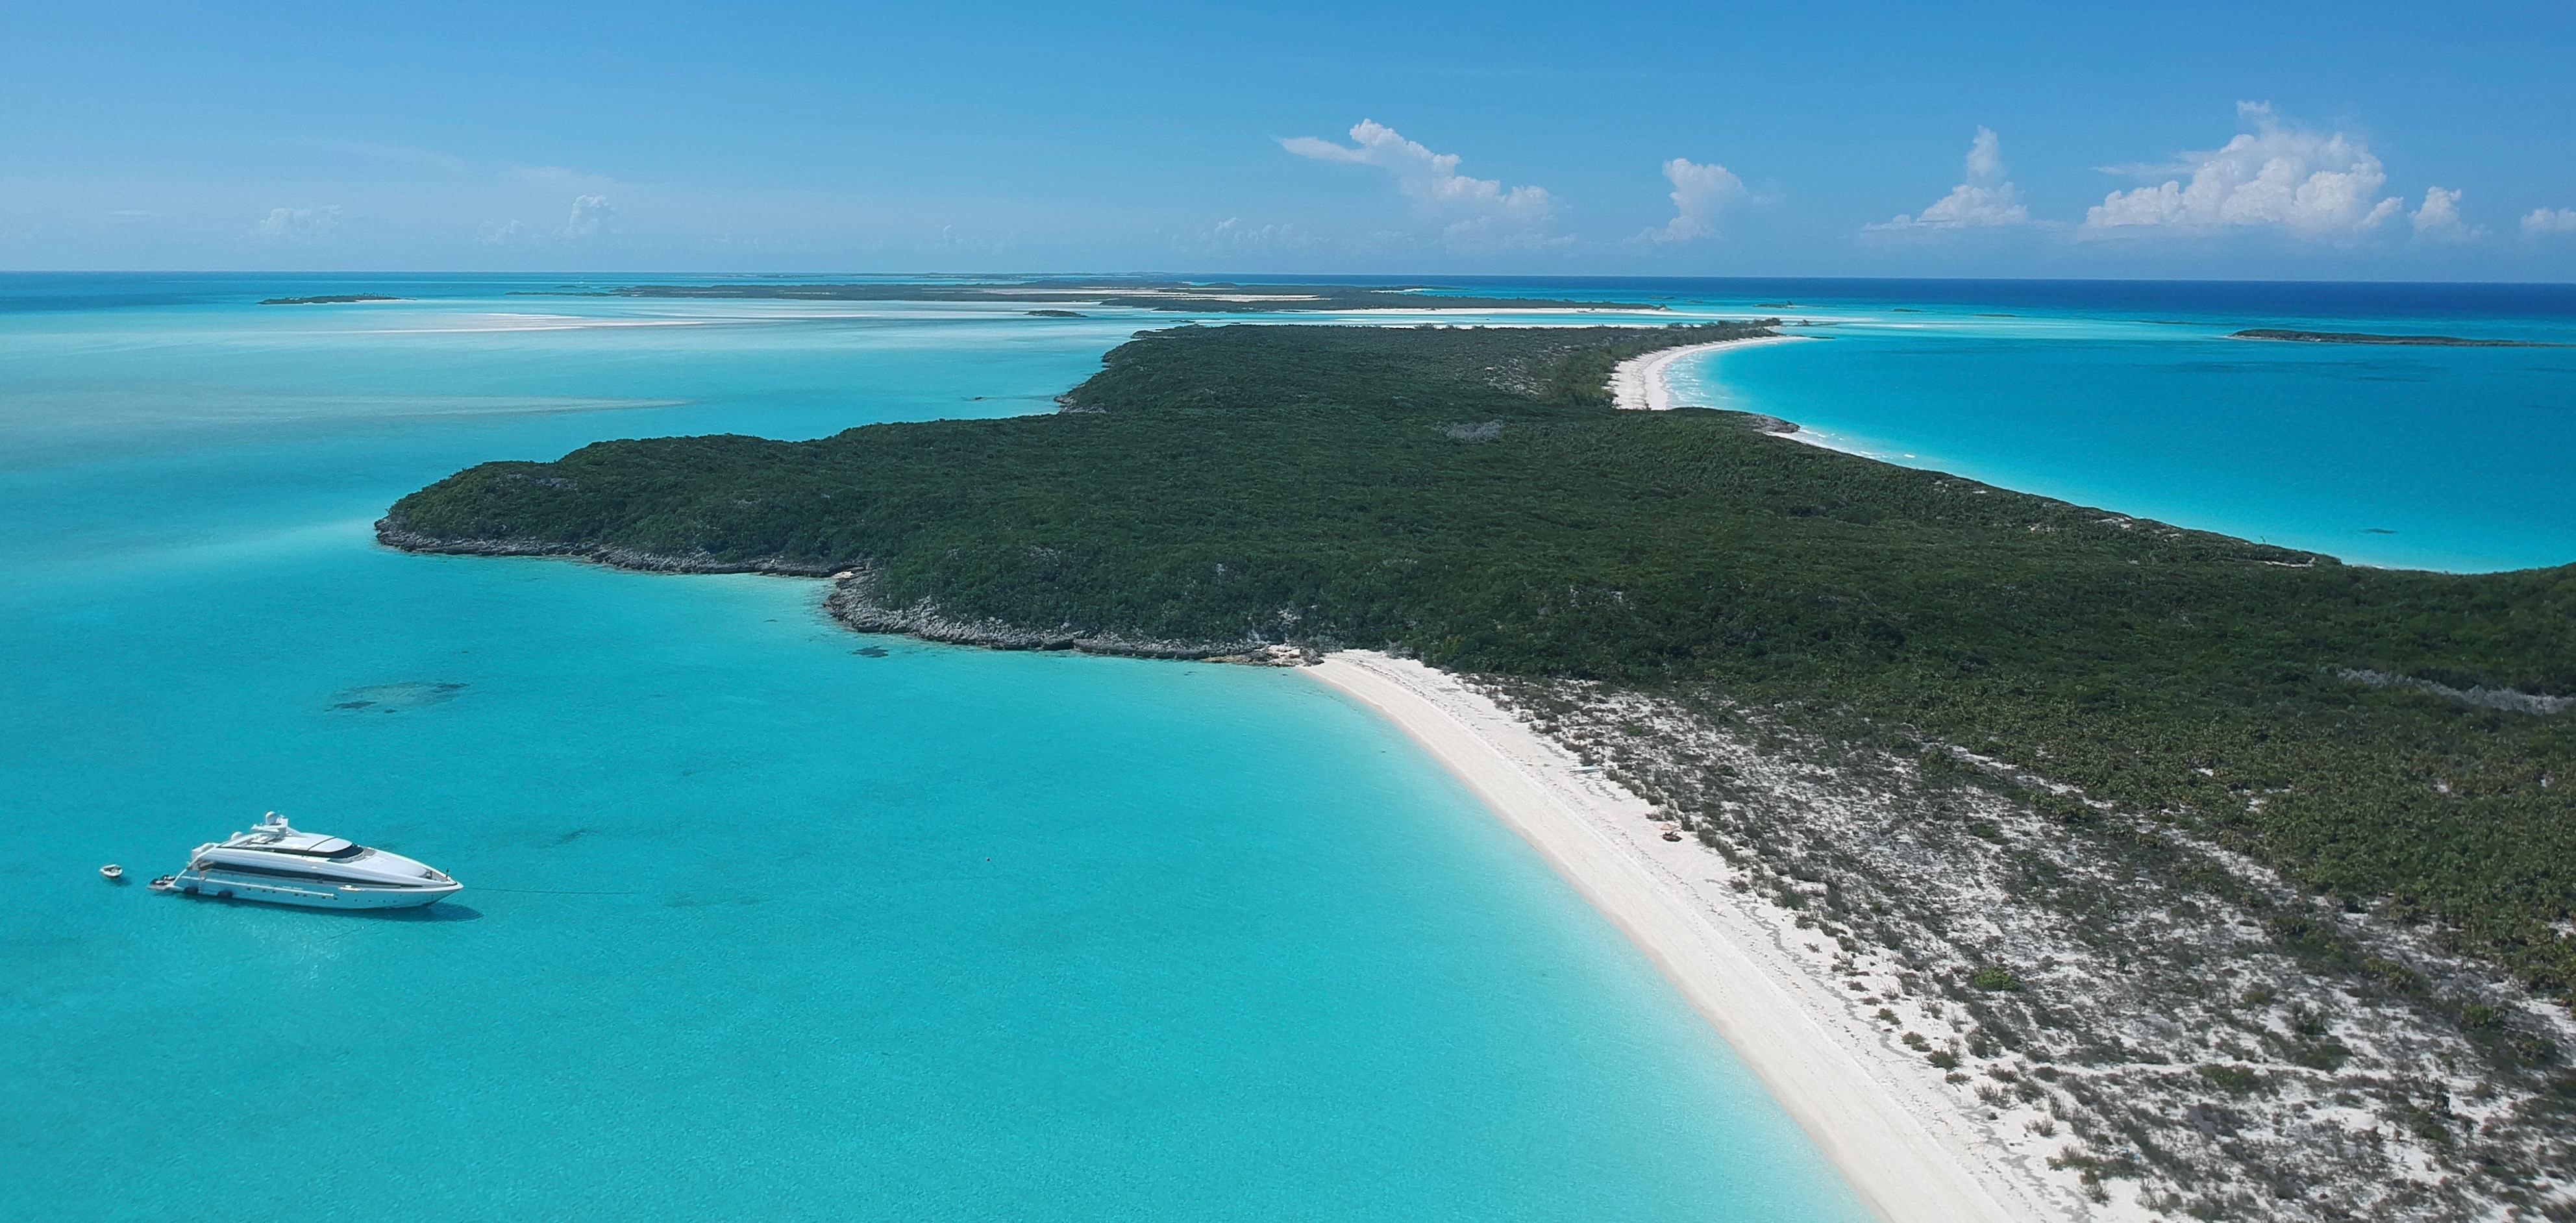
[820,572,1311,664]
[373,521,843,575]
[373,519,1312,665]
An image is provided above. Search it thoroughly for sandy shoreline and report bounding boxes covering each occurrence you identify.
[1609,334,1814,412]
[1613,335,1917,467]
[1303,652,2058,1223]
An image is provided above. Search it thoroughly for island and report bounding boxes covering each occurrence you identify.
[256,293,406,305]
[2231,328,2565,347]
[513,278,1665,314]
[382,320,2575,1219]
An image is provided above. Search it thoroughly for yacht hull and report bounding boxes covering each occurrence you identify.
[169,868,460,909]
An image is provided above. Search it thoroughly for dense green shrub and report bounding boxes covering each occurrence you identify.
[387,323,2576,996]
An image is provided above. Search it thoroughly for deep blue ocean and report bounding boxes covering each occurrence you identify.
[3,273,2568,1222]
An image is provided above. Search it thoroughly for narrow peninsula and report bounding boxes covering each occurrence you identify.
[2231,328,2565,348]
[258,293,406,305]
[384,320,2576,1222]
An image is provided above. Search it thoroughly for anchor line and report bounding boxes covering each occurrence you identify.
[460,886,641,896]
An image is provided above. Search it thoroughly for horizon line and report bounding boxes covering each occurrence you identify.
[6,269,2576,288]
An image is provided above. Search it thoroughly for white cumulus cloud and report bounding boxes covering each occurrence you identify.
[562,194,614,238]
[2083,103,2401,238]
[1870,127,2028,230]
[248,205,343,243]
[1281,119,1559,249]
[2409,187,2480,242]
[2523,208,2576,236]
[1641,158,1748,242]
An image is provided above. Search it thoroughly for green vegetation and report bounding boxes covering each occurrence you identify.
[1969,965,2020,991]
[2231,328,2563,348]
[2194,1064,2270,1096]
[385,322,2576,998]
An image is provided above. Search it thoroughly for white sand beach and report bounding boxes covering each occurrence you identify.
[1609,335,1813,412]
[1613,335,1918,467]
[1304,652,2068,1223]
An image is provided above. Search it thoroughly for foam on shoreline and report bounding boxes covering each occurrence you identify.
[1302,652,2060,1223]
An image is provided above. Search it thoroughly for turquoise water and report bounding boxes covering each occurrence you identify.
[1,277,1867,1222]
[11,273,2568,1221]
[1646,283,2576,573]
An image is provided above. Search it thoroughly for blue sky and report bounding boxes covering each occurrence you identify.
[5,1,2573,278]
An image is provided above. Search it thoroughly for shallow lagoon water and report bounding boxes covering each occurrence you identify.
[1651,282,2576,573]
[1,277,1866,1222]
[10,273,2569,1221]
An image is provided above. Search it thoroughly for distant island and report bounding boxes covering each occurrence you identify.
[1026,309,1085,317]
[2232,327,2564,347]
[513,278,1666,314]
[384,319,2575,1217]
[258,294,405,305]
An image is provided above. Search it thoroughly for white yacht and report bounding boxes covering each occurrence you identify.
[157,812,462,909]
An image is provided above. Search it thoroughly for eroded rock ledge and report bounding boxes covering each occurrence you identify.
[375,519,1311,665]
[821,571,1311,664]
[374,520,841,576]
